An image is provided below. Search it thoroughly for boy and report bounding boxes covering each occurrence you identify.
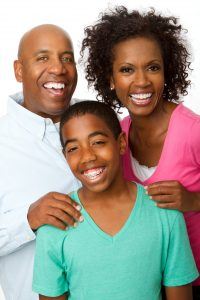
[32,101,198,300]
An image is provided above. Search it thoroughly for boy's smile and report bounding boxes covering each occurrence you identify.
[62,113,126,194]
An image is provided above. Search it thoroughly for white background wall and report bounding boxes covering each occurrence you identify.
[0,0,199,299]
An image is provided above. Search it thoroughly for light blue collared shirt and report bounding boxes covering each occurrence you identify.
[0,93,80,300]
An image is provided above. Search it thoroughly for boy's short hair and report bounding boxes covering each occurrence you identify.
[60,100,122,147]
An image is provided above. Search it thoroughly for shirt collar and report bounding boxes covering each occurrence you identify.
[7,92,52,140]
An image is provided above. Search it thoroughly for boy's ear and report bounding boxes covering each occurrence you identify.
[118,132,127,155]
[14,60,23,82]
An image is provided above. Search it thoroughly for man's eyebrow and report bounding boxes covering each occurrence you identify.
[63,131,109,148]
[33,49,74,56]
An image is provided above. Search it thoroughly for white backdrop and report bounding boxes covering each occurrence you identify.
[0,0,199,299]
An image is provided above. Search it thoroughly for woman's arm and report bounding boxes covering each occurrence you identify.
[146,180,200,212]
[39,293,68,300]
[165,284,193,300]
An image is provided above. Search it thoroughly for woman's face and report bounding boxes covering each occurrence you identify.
[110,37,165,117]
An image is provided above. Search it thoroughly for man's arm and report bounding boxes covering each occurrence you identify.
[27,192,83,230]
[0,192,82,256]
[165,284,193,300]
[39,293,68,300]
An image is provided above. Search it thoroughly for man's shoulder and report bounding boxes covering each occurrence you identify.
[0,113,11,134]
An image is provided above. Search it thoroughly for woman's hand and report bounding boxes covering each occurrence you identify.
[145,180,200,212]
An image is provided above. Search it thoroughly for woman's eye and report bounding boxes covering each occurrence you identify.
[120,67,133,73]
[148,65,160,72]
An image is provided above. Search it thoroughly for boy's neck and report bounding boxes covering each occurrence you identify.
[78,179,137,236]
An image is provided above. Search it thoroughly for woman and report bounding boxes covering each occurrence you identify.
[81,6,200,298]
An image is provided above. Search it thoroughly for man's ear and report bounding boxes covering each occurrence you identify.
[118,132,127,155]
[14,60,23,82]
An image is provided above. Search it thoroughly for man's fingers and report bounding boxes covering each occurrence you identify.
[52,192,81,210]
[45,215,68,230]
[50,199,83,222]
[48,207,78,227]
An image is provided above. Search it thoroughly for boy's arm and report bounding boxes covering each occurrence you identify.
[165,284,193,300]
[39,293,68,300]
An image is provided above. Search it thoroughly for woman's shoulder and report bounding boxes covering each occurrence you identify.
[174,103,200,124]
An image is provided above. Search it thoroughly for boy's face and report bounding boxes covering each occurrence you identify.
[62,113,126,193]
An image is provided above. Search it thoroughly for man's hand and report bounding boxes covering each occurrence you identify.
[27,192,83,230]
[145,180,200,212]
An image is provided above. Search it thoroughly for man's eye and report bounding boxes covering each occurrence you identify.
[62,57,74,63]
[37,56,48,61]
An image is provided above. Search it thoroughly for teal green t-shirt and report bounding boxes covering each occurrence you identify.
[32,184,198,299]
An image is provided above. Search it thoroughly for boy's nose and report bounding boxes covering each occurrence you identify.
[81,147,96,164]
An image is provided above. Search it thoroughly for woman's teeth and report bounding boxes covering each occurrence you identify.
[129,93,152,105]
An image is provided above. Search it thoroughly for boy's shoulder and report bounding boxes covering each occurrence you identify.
[137,184,183,226]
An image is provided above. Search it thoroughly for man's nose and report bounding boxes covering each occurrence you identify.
[48,57,67,75]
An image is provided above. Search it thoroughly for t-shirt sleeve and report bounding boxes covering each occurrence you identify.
[163,212,199,286]
[32,225,69,297]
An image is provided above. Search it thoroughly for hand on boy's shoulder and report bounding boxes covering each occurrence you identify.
[27,192,83,231]
[145,180,196,212]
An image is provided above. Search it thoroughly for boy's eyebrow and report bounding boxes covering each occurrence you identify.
[63,131,109,148]
[88,131,109,138]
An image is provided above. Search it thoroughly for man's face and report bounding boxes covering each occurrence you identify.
[14,26,77,122]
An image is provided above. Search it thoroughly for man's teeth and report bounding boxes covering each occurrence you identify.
[44,82,65,89]
[130,93,152,100]
[83,168,104,179]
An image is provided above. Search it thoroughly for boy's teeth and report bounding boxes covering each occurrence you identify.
[44,82,65,89]
[130,93,152,100]
[83,168,104,179]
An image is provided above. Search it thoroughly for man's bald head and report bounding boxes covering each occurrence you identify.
[14,23,77,122]
[17,24,73,60]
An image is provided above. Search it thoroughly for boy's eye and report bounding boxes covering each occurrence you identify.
[66,146,78,153]
[92,140,106,146]
[120,66,133,74]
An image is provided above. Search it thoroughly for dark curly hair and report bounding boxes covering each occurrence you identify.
[81,6,191,109]
[60,100,122,148]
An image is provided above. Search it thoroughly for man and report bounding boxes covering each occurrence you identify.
[0,24,82,300]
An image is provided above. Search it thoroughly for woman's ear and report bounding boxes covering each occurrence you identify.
[118,132,127,155]
[110,77,115,90]
[14,60,23,82]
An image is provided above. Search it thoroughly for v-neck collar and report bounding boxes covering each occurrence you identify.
[74,184,143,242]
